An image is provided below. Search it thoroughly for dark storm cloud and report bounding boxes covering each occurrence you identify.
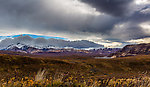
[0,0,41,29]
[127,10,150,23]
[81,0,133,16]
[111,25,149,41]
[0,0,150,46]
[0,0,121,36]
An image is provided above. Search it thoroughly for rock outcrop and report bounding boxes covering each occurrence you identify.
[110,43,150,58]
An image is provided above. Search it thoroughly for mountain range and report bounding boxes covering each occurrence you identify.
[0,34,104,49]
[3,34,150,58]
[0,43,119,57]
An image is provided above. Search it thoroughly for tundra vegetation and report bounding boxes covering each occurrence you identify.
[1,54,150,87]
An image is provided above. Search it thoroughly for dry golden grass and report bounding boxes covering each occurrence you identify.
[1,70,150,87]
[1,54,150,86]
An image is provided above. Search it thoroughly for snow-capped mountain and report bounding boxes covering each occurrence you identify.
[1,42,120,57]
[0,35,104,50]
[0,35,106,55]
[3,43,37,53]
[6,43,29,49]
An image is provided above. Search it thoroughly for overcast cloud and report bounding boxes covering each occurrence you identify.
[0,0,150,47]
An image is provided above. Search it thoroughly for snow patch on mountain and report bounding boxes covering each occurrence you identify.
[0,35,104,50]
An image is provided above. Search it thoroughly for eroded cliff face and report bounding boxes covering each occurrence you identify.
[110,43,150,58]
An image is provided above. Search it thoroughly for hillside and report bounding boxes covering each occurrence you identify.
[1,54,150,86]
[1,54,150,79]
[110,43,150,58]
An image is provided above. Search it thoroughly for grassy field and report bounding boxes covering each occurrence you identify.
[1,54,150,86]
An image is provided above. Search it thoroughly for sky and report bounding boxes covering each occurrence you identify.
[0,0,150,47]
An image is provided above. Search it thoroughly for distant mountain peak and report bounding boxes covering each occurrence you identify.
[0,35,104,50]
